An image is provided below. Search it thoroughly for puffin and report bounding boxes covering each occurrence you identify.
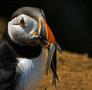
[0,6,61,90]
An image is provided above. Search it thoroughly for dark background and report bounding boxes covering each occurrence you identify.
[0,0,91,56]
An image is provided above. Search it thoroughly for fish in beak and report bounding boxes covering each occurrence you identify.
[31,16,61,85]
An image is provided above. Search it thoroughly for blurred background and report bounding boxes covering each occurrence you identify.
[0,1,92,90]
[0,0,91,56]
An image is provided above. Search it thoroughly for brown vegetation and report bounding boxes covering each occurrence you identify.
[0,18,7,39]
[37,51,92,90]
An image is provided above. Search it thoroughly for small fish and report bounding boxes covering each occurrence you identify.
[31,17,61,85]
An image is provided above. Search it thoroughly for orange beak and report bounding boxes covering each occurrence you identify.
[45,22,56,47]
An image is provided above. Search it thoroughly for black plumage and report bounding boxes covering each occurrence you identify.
[0,40,17,90]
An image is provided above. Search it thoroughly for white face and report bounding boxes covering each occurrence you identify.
[8,14,39,46]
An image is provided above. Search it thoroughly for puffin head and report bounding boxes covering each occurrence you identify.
[8,7,46,46]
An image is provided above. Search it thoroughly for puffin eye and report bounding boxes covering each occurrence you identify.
[20,18,25,27]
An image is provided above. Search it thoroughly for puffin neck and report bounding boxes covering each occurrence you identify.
[6,35,42,59]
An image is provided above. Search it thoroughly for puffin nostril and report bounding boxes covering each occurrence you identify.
[20,17,25,27]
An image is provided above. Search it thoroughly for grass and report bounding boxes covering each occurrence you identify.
[37,51,92,90]
[0,18,7,39]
